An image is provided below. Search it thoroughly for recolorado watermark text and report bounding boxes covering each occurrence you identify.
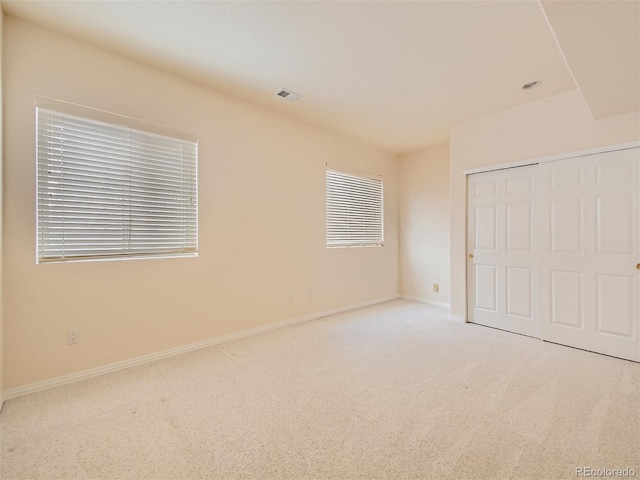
[576,467,637,478]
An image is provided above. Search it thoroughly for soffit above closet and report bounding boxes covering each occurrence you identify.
[539,0,640,120]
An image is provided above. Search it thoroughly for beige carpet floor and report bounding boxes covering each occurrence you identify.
[0,299,639,480]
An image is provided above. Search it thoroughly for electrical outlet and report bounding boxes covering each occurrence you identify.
[67,328,79,345]
[433,283,439,293]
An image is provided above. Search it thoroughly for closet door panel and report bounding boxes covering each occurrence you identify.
[538,148,639,361]
[467,166,538,337]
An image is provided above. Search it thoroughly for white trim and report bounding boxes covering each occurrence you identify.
[449,314,466,324]
[464,142,639,175]
[401,295,450,309]
[2,295,399,401]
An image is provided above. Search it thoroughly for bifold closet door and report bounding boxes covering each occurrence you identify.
[467,165,538,338]
[538,148,640,361]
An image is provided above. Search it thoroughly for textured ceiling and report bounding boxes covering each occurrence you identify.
[0,1,590,152]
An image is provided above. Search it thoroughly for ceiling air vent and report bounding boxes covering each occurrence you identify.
[276,89,301,101]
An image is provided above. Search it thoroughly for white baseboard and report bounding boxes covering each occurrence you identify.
[401,294,450,309]
[2,295,400,401]
[449,314,466,324]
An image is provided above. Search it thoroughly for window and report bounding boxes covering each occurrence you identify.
[36,101,198,263]
[326,168,383,247]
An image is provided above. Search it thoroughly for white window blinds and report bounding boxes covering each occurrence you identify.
[37,107,198,263]
[326,169,384,247]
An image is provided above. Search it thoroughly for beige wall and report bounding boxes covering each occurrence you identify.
[399,143,450,306]
[450,89,640,318]
[2,17,400,391]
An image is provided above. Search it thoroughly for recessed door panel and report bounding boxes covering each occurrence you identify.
[597,274,634,338]
[507,177,532,194]
[475,265,497,312]
[597,194,633,255]
[507,202,532,252]
[596,161,634,185]
[475,181,496,198]
[475,205,496,250]
[551,197,582,254]
[507,267,532,319]
[551,168,582,189]
[550,271,583,328]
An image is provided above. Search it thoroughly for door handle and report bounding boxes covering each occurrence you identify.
[469,254,474,259]
[637,263,640,270]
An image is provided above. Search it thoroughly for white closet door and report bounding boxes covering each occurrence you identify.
[467,165,538,337]
[538,148,640,361]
